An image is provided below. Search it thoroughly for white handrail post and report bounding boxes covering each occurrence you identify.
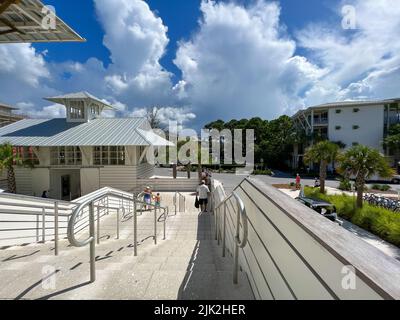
[163,207,167,240]
[116,208,120,240]
[89,201,96,283]
[54,201,59,256]
[106,196,109,215]
[233,200,240,284]
[42,207,46,243]
[222,202,226,257]
[97,205,100,245]
[175,192,177,215]
[36,214,39,242]
[217,206,221,246]
[214,194,218,241]
[133,199,137,256]
[154,206,157,245]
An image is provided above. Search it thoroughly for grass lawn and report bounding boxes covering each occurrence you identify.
[304,187,400,247]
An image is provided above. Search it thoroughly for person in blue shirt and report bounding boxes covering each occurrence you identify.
[143,186,152,210]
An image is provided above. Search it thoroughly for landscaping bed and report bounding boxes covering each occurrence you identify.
[304,187,400,247]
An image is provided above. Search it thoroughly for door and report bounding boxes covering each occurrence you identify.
[61,175,71,200]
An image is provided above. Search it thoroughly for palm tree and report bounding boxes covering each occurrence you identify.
[0,143,22,193]
[304,141,340,193]
[337,145,394,208]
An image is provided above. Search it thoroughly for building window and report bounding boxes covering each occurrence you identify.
[51,147,82,166]
[336,109,342,114]
[69,101,85,119]
[90,103,99,116]
[353,125,360,130]
[14,147,39,165]
[93,146,125,165]
[335,126,341,130]
[353,108,360,113]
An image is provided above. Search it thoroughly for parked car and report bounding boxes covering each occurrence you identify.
[296,196,343,226]
[363,174,400,184]
[392,174,400,184]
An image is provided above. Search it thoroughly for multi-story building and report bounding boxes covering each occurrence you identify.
[0,103,25,128]
[292,99,400,170]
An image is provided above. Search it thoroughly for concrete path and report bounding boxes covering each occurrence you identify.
[279,188,400,262]
[0,193,254,300]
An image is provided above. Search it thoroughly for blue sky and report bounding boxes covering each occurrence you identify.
[1,0,399,128]
[34,0,337,81]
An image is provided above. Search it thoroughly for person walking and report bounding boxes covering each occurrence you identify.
[143,186,152,210]
[295,174,301,190]
[196,180,210,213]
[153,193,161,207]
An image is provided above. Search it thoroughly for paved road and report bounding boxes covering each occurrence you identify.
[154,168,400,195]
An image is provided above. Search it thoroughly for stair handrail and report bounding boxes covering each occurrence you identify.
[68,187,135,247]
[174,191,186,215]
[213,187,248,284]
[67,186,169,283]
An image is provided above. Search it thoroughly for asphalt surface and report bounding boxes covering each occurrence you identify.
[154,167,400,195]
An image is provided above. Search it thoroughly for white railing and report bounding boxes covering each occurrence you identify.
[211,177,400,300]
[212,182,248,285]
[0,192,75,252]
[174,191,186,215]
[67,187,169,283]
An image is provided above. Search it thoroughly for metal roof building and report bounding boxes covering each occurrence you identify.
[0,92,173,200]
[0,118,173,147]
[0,0,85,43]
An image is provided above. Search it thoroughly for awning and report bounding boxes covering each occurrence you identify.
[137,129,175,147]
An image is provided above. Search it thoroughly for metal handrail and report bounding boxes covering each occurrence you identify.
[174,191,186,215]
[0,192,74,208]
[213,187,248,284]
[67,187,169,283]
[68,188,135,247]
[0,193,76,255]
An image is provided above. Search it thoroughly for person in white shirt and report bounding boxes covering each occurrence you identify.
[196,180,210,212]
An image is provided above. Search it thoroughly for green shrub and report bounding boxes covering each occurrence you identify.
[253,169,273,176]
[304,187,400,247]
[371,184,391,192]
[338,178,352,191]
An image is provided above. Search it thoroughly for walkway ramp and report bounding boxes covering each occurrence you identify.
[0,192,254,300]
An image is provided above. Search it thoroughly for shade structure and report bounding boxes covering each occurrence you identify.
[0,0,85,43]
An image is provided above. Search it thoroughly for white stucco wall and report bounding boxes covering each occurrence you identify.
[14,167,32,195]
[31,168,50,197]
[80,168,100,195]
[328,105,385,152]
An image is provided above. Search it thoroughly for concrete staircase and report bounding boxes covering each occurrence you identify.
[0,193,254,300]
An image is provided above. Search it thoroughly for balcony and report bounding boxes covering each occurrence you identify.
[313,118,329,126]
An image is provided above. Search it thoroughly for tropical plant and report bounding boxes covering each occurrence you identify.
[384,124,400,162]
[0,143,23,193]
[337,145,394,208]
[304,141,340,193]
